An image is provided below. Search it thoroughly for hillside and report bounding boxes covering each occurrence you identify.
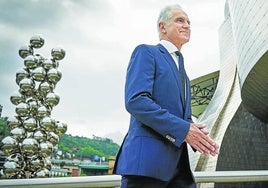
[0,118,120,161]
[57,134,120,160]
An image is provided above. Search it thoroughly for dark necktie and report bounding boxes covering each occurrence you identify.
[175,51,186,106]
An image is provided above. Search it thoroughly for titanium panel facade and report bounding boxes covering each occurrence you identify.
[228,0,268,122]
[189,0,268,187]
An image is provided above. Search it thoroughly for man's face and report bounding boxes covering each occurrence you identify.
[160,9,191,48]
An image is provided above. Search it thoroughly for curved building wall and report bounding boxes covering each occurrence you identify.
[196,16,237,129]
[190,0,268,187]
[227,0,268,83]
[227,0,268,122]
[189,8,239,172]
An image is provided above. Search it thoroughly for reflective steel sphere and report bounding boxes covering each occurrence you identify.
[23,118,37,132]
[38,81,54,95]
[19,45,33,59]
[31,67,46,82]
[47,68,62,84]
[21,138,39,156]
[1,136,19,156]
[30,35,45,48]
[47,132,59,146]
[39,141,53,157]
[18,88,31,98]
[15,102,29,116]
[6,153,25,168]
[27,155,44,172]
[16,68,29,85]
[40,116,55,132]
[33,130,47,143]
[37,105,50,119]
[45,92,60,107]
[24,55,38,69]
[43,59,54,70]
[10,127,26,141]
[19,78,35,93]
[3,161,22,179]
[55,121,67,135]
[51,47,65,60]
[10,91,25,105]
[7,116,22,130]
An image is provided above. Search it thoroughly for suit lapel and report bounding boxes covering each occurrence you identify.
[157,44,186,110]
[157,44,180,84]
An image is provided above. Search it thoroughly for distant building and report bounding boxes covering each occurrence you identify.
[50,157,116,177]
[79,164,109,176]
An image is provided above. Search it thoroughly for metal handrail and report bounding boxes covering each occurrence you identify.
[0,170,268,188]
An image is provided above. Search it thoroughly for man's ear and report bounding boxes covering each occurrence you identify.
[159,22,166,34]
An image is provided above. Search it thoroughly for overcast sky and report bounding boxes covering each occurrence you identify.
[0,0,226,140]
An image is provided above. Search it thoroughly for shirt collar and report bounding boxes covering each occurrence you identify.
[159,40,178,54]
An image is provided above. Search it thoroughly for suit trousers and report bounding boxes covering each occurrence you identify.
[120,144,197,188]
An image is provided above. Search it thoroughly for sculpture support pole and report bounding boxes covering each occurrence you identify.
[1,35,67,178]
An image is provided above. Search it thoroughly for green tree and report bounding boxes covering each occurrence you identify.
[0,117,9,141]
[58,134,120,160]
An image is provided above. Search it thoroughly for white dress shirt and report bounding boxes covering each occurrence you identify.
[159,40,180,69]
[159,40,186,99]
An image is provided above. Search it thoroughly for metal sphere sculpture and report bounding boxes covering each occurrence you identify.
[1,35,67,178]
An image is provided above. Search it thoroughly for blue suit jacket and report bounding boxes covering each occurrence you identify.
[114,44,194,182]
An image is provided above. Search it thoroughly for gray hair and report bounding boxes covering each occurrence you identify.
[157,4,183,39]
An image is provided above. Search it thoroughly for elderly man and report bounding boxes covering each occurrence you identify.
[113,4,219,188]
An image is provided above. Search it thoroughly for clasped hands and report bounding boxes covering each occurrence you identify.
[185,123,219,156]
